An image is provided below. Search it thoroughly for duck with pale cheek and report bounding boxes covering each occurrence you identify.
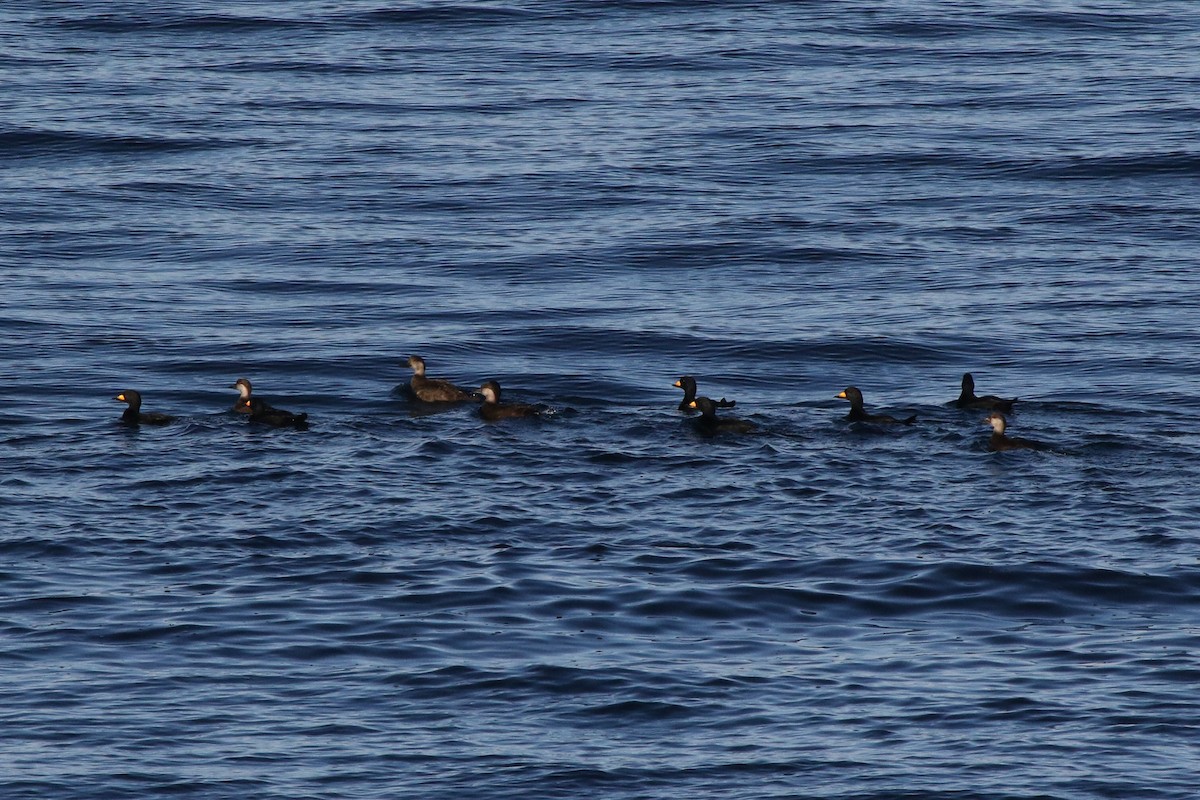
[673,376,736,413]
[230,377,253,414]
[983,412,1047,452]
[247,397,308,430]
[688,396,755,436]
[114,390,176,426]
[478,380,542,421]
[836,386,916,425]
[954,373,1016,413]
[405,355,476,403]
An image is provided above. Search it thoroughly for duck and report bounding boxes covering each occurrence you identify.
[247,397,308,430]
[836,386,916,425]
[983,412,1047,452]
[478,380,542,421]
[673,376,736,412]
[955,373,1016,413]
[406,355,475,403]
[688,396,756,436]
[114,390,176,426]
[230,377,253,414]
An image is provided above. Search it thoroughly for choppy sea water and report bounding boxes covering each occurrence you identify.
[3,2,1200,798]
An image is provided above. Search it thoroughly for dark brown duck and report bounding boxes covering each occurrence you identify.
[230,377,253,414]
[407,355,475,403]
[983,412,1047,452]
[478,380,542,421]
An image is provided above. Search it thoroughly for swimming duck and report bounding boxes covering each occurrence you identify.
[114,390,176,426]
[478,380,541,421]
[688,396,755,435]
[836,386,916,425]
[230,377,253,413]
[406,355,475,403]
[247,397,308,429]
[983,412,1046,452]
[673,376,736,412]
[955,373,1016,413]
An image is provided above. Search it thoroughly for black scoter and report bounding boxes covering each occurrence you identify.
[983,412,1047,452]
[836,386,916,425]
[406,355,475,403]
[230,377,253,414]
[478,380,541,421]
[688,396,755,436]
[247,397,309,430]
[114,390,176,426]
[673,376,736,412]
[955,373,1016,413]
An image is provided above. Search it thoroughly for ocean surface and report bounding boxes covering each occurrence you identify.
[3,1,1200,798]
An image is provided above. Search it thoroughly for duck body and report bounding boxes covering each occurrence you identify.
[114,390,176,426]
[837,386,916,425]
[688,396,755,436]
[955,373,1016,413]
[407,355,475,403]
[247,397,308,429]
[983,412,1046,452]
[230,377,253,414]
[674,376,736,413]
[478,380,541,421]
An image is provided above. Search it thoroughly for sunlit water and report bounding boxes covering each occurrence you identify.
[3,2,1200,798]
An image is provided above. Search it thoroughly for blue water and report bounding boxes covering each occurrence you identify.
[3,2,1200,798]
